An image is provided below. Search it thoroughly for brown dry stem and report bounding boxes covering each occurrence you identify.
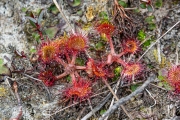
[113,0,134,37]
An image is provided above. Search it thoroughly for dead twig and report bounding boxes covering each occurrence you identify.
[76,107,86,120]
[145,88,156,108]
[50,101,79,117]
[175,44,179,65]
[81,93,112,120]
[53,0,74,32]
[149,83,168,91]
[104,77,122,120]
[156,22,162,64]
[49,90,110,117]
[103,78,133,119]
[22,73,52,101]
[4,76,16,98]
[99,73,155,120]
[23,73,41,81]
[81,79,131,120]
[87,99,97,117]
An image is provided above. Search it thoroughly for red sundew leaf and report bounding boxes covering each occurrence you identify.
[122,63,143,80]
[67,33,88,52]
[63,78,92,101]
[122,38,140,54]
[86,59,107,78]
[38,70,56,87]
[38,41,58,63]
[95,22,115,37]
[167,65,180,93]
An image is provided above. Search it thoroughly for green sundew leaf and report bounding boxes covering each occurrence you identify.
[101,34,108,41]
[66,75,71,82]
[113,66,122,81]
[163,82,172,90]
[158,75,165,81]
[140,3,147,9]
[118,1,127,8]
[77,10,83,16]
[145,16,155,24]
[72,0,81,7]
[30,48,37,54]
[44,27,58,39]
[95,42,105,51]
[158,77,172,90]
[75,58,85,66]
[130,84,141,92]
[22,7,28,12]
[147,5,153,12]
[137,30,146,41]
[0,59,10,75]
[48,4,59,15]
[143,39,151,48]
[100,109,106,115]
[158,69,162,76]
[32,33,40,41]
[155,0,162,8]
[114,66,122,76]
[134,8,140,13]
[148,23,156,30]
[99,11,109,20]
[36,9,41,15]
[158,82,163,87]
[113,76,119,81]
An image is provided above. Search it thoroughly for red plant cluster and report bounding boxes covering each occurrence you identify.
[36,21,144,101]
[86,58,107,77]
[167,65,180,93]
